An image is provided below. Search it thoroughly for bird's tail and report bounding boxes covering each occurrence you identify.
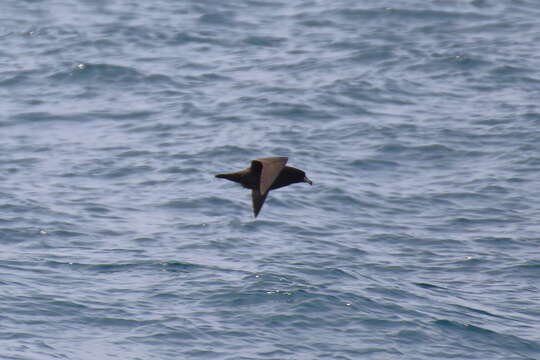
[215,173,242,183]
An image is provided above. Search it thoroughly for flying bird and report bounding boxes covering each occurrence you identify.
[215,157,312,217]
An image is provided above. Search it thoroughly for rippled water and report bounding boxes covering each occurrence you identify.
[2,1,540,359]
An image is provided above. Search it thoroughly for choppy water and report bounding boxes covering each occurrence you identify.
[2,1,540,359]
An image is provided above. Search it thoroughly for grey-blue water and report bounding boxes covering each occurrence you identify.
[1,1,540,359]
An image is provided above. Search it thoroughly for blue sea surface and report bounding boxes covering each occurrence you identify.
[1,0,540,359]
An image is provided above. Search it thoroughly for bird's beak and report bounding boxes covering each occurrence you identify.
[304,176,313,185]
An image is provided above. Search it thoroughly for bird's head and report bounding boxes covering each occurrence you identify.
[289,168,313,185]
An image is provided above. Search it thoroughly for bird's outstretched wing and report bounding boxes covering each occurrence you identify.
[251,189,269,217]
[251,157,288,195]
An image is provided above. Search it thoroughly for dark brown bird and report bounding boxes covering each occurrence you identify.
[215,157,313,217]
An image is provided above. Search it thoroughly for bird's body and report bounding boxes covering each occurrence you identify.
[215,157,312,217]
[217,165,307,191]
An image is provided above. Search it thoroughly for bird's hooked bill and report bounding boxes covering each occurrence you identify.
[304,176,313,185]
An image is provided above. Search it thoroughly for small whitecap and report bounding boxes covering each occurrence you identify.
[77,64,86,70]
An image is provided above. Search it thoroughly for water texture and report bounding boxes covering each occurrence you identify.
[1,0,540,359]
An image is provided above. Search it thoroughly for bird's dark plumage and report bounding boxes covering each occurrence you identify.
[215,157,312,217]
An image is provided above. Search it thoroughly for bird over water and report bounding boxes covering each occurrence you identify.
[215,157,313,217]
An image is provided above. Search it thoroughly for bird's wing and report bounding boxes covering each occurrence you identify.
[252,157,288,195]
[251,189,269,218]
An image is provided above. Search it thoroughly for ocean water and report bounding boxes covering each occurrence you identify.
[1,0,540,359]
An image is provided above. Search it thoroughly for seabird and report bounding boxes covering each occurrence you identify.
[215,157,312,217]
